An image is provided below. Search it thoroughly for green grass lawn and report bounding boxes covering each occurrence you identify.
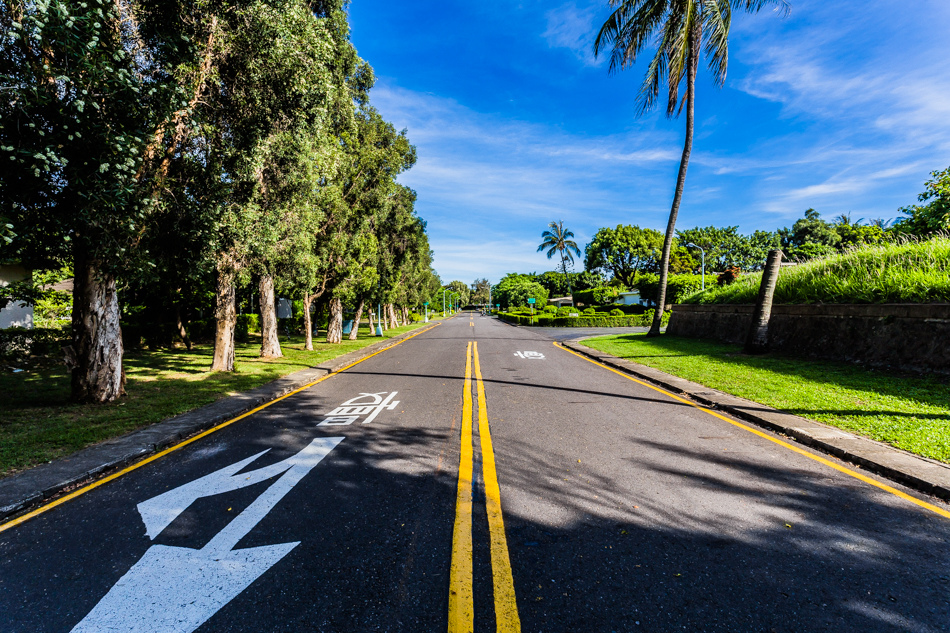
[0,321,436,477]
[582,333,950,463]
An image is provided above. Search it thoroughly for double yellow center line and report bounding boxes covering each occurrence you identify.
[448,342,520,632]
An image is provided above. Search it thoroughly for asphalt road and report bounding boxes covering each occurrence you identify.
[1,313,949,632]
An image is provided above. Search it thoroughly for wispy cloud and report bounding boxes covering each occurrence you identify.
[542,2,604,67]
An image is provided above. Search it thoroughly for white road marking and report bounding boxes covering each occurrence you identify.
[513,351,545,360]
[318,392,399,426]
[71,436,343,633]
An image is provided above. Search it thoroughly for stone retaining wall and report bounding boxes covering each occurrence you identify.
[666,303,950,372]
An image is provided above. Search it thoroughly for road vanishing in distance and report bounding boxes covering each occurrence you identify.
[1,313,948,632]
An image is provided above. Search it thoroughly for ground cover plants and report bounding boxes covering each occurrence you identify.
[0,322,432,476]
[685,237,950,304]
[583,333,950,463]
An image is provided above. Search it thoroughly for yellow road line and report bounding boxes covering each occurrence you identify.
[448,342,475,633]
[555,342,950,521]
[473,343,521,632]
[0,323,442,536]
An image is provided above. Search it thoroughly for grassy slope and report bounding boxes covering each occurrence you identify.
[686,237,950,304]
[0,321,435,476]
[583,333,950,463]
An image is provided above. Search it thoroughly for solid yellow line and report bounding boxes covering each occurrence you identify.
[448,341,475,633]
[554,342,950,521]
[473,342,521,632]
[0,322,442,536]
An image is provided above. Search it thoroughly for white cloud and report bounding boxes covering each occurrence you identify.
[541,2,604,67]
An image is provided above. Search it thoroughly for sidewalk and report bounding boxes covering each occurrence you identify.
[562,339,950,503]
[0,323,439,521]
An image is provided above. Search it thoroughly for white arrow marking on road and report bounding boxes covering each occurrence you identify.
[71,436,344,633]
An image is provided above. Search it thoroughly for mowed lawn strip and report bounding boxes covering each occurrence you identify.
[582,333,950,463]
[0,322,434,477]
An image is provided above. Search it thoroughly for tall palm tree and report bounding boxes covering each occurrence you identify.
[538,220,582,300]
[595,0,788,335]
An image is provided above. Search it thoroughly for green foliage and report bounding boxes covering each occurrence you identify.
[537,220,582,275]
[491,274,549,309]
[542,305,557,314]
[0,327,70,362]
[532,270,602,297]
[572,285,622,306]
[555,306,577,317]
[582,307,596,316]
[610,308,625,317]
[497,310,669,328]
[894,166,950,236]
[687,237,950,304]
[635,274,703,305]
[585,225,663,286]
[676,226,780,271]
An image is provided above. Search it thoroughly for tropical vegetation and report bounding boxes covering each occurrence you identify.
[1,0,441,403]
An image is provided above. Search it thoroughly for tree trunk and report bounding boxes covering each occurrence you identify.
[259,274,282,358]
[302,293,315,351]
[175,303,192,350]
[211,270,236,371]
[648,25,700,337]
[66,245,125,403]
[388,303,398,329]
[349,299,364,340]
[402,305,409,325]
[745,249,784,354]
[326,296,343,344]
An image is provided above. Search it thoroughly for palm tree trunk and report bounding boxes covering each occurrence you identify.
[648,26,700,337]
[211,266,236,372]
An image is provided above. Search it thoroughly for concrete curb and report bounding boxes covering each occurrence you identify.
[0,322,441,522]
[562,340,950,503]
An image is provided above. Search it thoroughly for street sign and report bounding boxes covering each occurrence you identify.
[527,298,536,304]
[423,302,428,305]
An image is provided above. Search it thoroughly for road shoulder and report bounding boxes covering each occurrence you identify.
[562,339,950,503]
[0,323,440,521]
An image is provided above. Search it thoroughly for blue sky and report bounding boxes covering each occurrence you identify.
[348,0,950,284]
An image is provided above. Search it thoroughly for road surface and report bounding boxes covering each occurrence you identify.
[1,313,948,632]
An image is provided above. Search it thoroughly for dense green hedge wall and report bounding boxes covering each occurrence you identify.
[496,310,670,328]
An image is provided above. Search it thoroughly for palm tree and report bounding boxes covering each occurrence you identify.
[538,220,582,302]
[594,0,788,335]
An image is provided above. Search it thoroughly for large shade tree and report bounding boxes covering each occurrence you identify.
[594,0,787,335]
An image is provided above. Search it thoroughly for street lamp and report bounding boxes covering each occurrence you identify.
[442,288,447,317]
[685,243,706,291]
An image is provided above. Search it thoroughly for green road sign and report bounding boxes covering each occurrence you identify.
[527,298,536,304]
[423,302,428,305]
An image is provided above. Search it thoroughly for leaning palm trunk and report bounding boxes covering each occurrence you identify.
[648,28,699,337]
[349,299,364,340]
[388,303,398,329]
[259,274,282,358]
[65,243,125,402]
[402,306,409,325]
[368,307,376,334]
[326,296,343,344]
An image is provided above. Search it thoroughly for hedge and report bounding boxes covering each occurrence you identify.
[0,327,71,362]
[497,311,670,328]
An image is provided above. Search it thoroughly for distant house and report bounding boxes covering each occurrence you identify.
[548,296,573,307]
[615,291,645,306]
[0,264,33,329]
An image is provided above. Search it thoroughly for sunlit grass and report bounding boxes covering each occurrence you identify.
[584,333,950,463]
[686,237,950,304]
[0,322,433,476]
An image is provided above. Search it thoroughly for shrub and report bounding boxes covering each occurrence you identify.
[555,306,576,317]
[686,237,950,305]
[610,308,624,317]
[717,266,742,286]
[0,327,70,362]
[635,273,704,305]
[542,305,557,314]
[582,307,596,316]
[573,286,622,307]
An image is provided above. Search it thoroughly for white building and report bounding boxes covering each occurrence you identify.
[0,264,33,329]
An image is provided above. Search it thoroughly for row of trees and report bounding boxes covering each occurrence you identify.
[1,0,440,403]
